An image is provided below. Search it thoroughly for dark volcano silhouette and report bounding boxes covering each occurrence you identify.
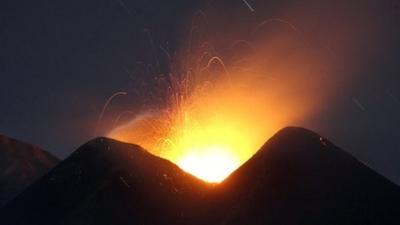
[1,127,399,225]
[204,127,400,225]
[0,134,59,207]
[1,137,210,225]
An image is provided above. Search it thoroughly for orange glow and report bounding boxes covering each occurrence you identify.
[108,70,307,182]
[108,14,341,182]
[178,146,239,183]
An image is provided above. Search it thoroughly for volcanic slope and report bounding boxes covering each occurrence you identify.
[1,137,211,225]
[205,127,400,225]
[0,134,59,207]
[2,127,399,225]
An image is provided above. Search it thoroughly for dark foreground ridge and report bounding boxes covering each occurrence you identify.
[205,127,400,224]
[0,134,59,207]
[1,137,210,225]
[1,127,399,225]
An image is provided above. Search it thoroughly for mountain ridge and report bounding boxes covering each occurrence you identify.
[206,127,400,225]
[0,134,59,207]
[1,127,399,225]
[1,136,211,225]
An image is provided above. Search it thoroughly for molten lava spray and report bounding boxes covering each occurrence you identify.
[109,32,330,182]
[108,3,372,182]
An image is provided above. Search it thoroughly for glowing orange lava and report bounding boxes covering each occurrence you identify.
[108,80,293,182]
[178,146,239,183]
[109,111,262,183]
[108,15,335,182]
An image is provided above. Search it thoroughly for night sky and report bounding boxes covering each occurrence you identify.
[1,0,400,184]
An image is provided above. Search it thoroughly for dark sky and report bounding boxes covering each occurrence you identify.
[1,0,400,184]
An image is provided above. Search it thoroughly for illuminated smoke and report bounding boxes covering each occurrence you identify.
[108,2,380,182]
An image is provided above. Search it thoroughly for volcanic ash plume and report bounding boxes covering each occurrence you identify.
[108,2,374,182]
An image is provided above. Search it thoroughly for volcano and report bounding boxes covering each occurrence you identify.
[1,127,399,225]
[203,127,400,224]
[0,134,59,207]
[0,137,210,225]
